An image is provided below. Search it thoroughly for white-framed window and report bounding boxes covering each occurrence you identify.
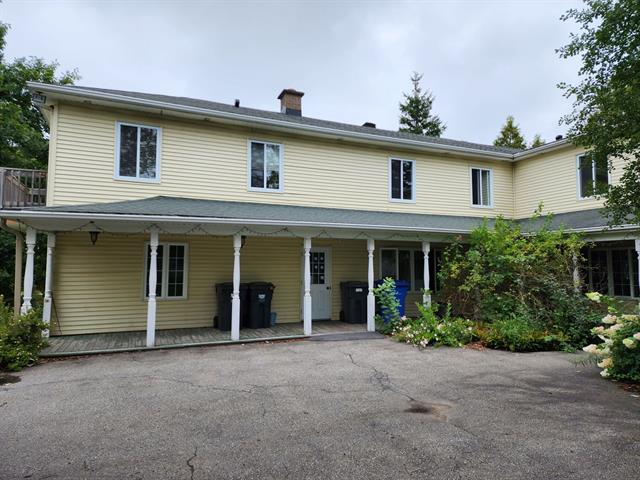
[248,140,283,191]
[577,153,609,199]
[470,167,492,207]
[115,122,161,182]
[380,247,444,292]
[389,158,415,202]
[144,243,188,299]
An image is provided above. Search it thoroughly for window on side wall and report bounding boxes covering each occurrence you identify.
[578,153,609,199]
[471,167,492,207]
[389,158,415,201]
[145,243,188,299]
[381,247,444,292]
[116,122,161,181]
[249,140,282,191]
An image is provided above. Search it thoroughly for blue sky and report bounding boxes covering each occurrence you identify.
[2,0,583,146]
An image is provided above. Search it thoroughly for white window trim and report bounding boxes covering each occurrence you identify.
[143,242,189,300]
[247,139,284,193]
[469,166,493,208]
[576,153,612,200]
[114,121,162,183]
[388,157,416,203]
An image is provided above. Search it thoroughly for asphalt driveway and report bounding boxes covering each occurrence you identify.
[1,334,639,479]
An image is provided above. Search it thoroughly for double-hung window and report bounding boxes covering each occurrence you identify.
[116,122,161,181]
[249,140,283,191]
[380,247,444,292]
[471,167,492,207]
[145,243,188,299]
[389,158,415,201]
[578,153,609,199]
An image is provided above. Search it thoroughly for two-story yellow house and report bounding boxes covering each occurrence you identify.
[1,82,638,354]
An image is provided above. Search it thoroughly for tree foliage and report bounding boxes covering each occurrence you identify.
[493,115,527,149]
[398,72,446,137]
[0,21,78,169]
[0,21,78,305]
[558,0,640,226]
[530,134,545,148]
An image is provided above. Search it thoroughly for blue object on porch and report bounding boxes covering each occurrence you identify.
[270,312,277,326]
[374,279,411,322]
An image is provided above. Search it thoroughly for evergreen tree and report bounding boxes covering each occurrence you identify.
[530,134,545,148]
[398,72,446,137]
[493,115,527,149]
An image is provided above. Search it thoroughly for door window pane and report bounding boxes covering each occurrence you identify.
[402,160,413,200]
[589,250,609,294]
[250,142,265,188]
[119,125,138,177]
[398,250,411,283]
[311,251,325,285]
[612,249,631,297]
[139,127,158,179]
[390,159,401,199]
[381,250,396,279]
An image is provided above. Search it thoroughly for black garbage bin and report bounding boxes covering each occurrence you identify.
[340,281,368,324]
[247,282,275,329]
[215,282,249,331]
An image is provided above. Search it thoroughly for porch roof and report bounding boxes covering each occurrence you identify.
[1,195,627,235]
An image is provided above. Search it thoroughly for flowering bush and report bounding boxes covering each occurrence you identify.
[0,297,48,371]
[373,277,401,333]
[390,302,476,348]
[582,294,640,383]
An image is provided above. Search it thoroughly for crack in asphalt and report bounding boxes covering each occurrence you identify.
[186,447,198,480]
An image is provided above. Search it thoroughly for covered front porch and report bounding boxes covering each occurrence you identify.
[40,321,369,357]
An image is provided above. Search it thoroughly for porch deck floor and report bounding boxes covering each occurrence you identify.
[41,321,367,357]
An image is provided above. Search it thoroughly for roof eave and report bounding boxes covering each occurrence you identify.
[26,81,516,161]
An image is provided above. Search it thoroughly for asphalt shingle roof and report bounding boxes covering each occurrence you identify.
[62,85,522,155]
[17,196,614,233]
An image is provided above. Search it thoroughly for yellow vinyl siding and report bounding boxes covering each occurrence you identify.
[50,103,514,218]
[513,146,626,218]
[51,233,374,335]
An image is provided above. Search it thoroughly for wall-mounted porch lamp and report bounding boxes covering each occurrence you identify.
[89,231,100,245]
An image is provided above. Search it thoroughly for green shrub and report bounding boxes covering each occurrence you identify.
[477,317,569,352]
[373,277,401,333]
[437,210,600,350]
[0,297,48,371]
[391,302,476,348]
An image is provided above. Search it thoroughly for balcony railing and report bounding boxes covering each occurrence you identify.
[0,168,47,208]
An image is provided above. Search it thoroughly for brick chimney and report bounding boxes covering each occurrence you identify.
[278,89,304,116]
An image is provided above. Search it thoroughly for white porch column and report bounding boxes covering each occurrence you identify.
[422,241,431,305]
[20,227,36,315]
[146,228,159,347]
[231,234,242,341]
[303,237,312,336]
[366,239,375,332]
[42,233,56,337]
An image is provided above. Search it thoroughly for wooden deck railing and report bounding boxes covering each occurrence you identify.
[0,168,47,208]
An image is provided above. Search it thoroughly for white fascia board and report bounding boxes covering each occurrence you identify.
[26,82,515,162]
[0,208,475,235]
[513,139,573,160]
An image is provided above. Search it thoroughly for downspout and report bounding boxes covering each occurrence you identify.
[0,219,24,317]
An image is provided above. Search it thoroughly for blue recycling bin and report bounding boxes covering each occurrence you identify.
[375,279,411,322]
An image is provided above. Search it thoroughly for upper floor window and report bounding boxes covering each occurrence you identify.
[145,243,188,299]
[116,122,161,181]
[578,153,609,199]
[249,140,282,191]
[471,167,492,207]
[389,158,415,201]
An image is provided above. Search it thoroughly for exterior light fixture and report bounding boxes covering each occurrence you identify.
[89,231,100,245]
[241,235,247,248]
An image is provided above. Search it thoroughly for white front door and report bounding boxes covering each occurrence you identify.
[309,247,332,320]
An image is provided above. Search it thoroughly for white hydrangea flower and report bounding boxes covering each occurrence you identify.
[633,332,640,341]
[622,338,637,349]
[586,292,602,303]
[597,357,613,368]
[602,314,617,324]
[583,344,598,354]
[600,369,610,378]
